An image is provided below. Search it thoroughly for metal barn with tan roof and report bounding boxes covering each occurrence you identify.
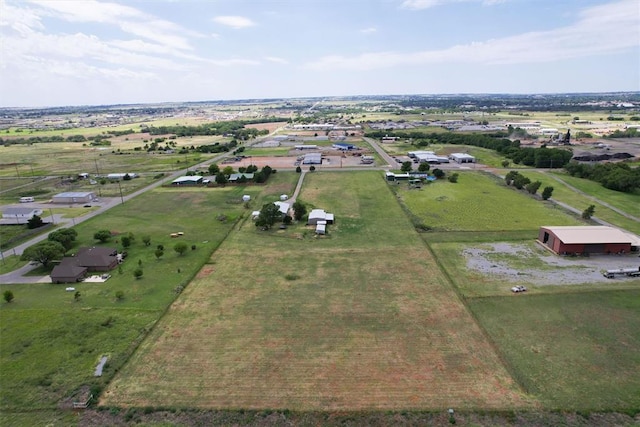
[538,226,640,255]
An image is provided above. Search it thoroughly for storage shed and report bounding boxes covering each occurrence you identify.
[52,192,96,204]
[538,226,639,255]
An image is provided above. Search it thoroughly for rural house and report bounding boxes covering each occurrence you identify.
[50,246,119,283]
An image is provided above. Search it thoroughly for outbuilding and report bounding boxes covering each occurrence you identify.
[172,175,203,185]
[52,192,96,204]
[448,153,475,164]
[302,153,322,165]
[538,226,640,255]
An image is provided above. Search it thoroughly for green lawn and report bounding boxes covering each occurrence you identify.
[469,290,640,410]
[396,171,582,231]
[0,183,264,410]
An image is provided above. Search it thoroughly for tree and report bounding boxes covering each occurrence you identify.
[94,229,112,243]
[174,242,188,256]
[541,186,554,200]
[3,290,14,303]
[215,172,228,185]
[222,166,234,175]
[157,244,164,251]
[433,168,445,179]
[21,240,65,267]
[501,160,510,168]
[74,291,81,302]
[27,215,44,229]
[133,268,144,279]
[582,205,596,219]
[417,162,430,173]
[293,201,307,221]
[448,173,459,183]
[296,166,302,173]
[142,235,151,246]
[309,165,316,172]
[255,202,282,230]
[526,181,542,195]
[123,173,132,181]
[115,290,124,301]
[401,161,412,172]
[48,228,78,251]
[154,249,164,260]
[513,174,531,189]
[121,236,132,248]
[208,163,220,175]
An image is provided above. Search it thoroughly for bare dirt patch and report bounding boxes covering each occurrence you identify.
[463,242,640,285]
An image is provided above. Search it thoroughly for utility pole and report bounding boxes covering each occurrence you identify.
[118,181,124,205]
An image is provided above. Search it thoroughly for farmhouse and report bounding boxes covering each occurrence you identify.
[538,226,640,255]
[107,173,138,180]
[50,246,119,283]
[302,153,322,165]
[2,207,43,220]
[52,192,96,204]
[172,175,203,185]
[228,173,254,182]
[308,209,334,225]
[448,153,476,164]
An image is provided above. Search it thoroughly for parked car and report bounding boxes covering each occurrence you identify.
[511,285,527,293]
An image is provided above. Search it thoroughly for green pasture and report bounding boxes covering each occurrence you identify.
[103,171,530,410]
[469,290,640,410]
[396,171,582,231]
[517,171,640,234]
[0,184,264,410]
[547,171,640,217]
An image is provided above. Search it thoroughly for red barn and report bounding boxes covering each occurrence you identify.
[538,226,639,255]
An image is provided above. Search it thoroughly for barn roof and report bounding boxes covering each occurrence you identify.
[542,226,638,245]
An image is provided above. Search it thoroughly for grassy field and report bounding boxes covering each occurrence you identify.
[101,171,532,410]
[396,171,582,231]
[513,171,640,235]
[468,291,640,410]
[0,180,280,410]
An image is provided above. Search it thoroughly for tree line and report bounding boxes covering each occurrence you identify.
[564,162,640,193]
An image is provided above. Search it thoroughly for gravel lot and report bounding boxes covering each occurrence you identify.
[463,242,640,286]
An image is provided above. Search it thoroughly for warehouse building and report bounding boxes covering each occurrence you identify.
[538,226,640,255]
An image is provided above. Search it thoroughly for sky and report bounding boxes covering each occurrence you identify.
[1,0,639,107]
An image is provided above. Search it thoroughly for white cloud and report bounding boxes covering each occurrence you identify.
[401,0,507,10]
[265,56,289,64]
[307,0,639,69]
[360,27,377,34]
[212,15,256,29]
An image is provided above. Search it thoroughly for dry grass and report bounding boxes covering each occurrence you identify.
[102,172,534,410]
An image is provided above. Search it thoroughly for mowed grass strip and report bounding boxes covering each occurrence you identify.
[397,171,582,232]
[469,290,640,410]
[103,171,533,410]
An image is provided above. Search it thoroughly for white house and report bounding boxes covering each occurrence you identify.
[2,207,43,220]
[308,209,334,225]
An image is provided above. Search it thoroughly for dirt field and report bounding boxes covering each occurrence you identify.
[463,242,640,285]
